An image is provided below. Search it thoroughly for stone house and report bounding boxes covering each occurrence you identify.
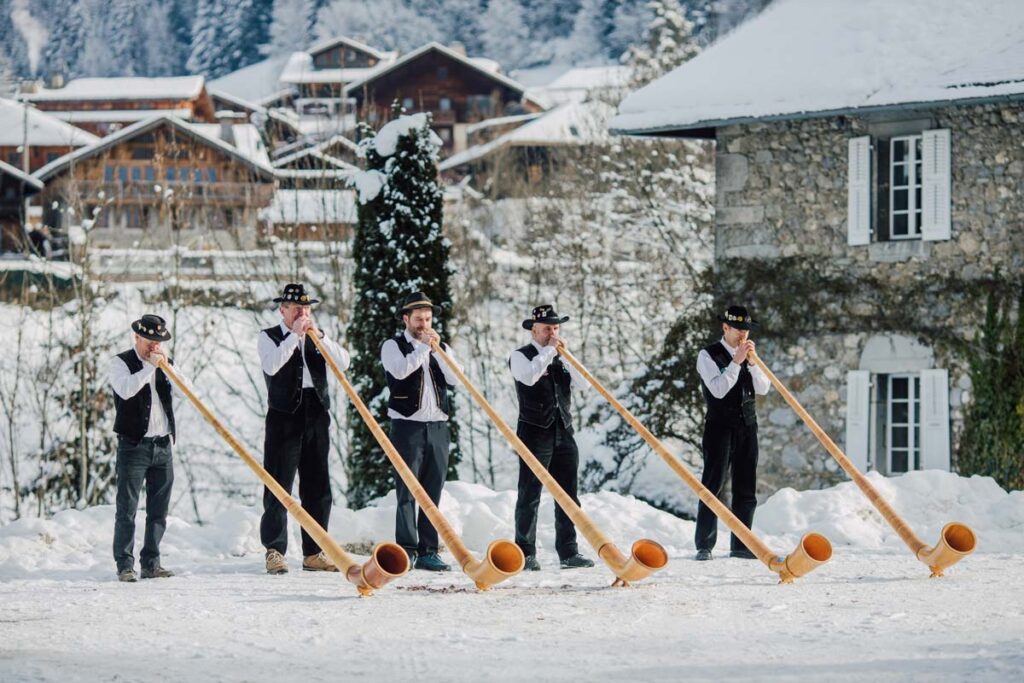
[611,0,1024,490]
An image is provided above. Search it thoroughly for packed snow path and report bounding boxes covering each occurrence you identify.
[1,550,1022,682]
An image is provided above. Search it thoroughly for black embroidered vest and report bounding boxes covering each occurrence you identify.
[112,349,176,440]
[384,334,451,418]
[512,344,573,431]
[701,342,757,427]
[262,325,330,413]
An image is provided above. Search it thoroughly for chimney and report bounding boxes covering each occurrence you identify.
[448,42,466,57]
[215,110,246,147]
[48,72,64,89]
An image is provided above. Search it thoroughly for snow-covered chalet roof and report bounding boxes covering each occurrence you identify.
[279,51,386,85]
[344,42,525,96]
[611,0,1024,136]
[0,159,44,191]
[441,101,614,170]
[0,99,100,147]
[209,54,293,106]
[26,76,207,102]
[33,115,275,182]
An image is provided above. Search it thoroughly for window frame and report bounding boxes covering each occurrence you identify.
[888,135,923,240]
[885,373,921,474]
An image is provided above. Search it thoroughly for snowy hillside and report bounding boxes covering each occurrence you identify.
[1,471,1022,681]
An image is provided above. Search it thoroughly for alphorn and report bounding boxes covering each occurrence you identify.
[556,342,832,583]
[306,329,524,590]
[748,351,976,577]
[154,357,409,596]
[429,341,668,586]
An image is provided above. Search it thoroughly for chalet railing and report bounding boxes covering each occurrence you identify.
[69,181,269,204]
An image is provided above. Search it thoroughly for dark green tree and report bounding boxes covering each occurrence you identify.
[346,109,461,508]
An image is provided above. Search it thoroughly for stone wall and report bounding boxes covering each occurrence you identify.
[712,101,1024,493]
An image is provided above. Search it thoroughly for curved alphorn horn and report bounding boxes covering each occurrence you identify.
[307,329,524,590]
[429,341,668,586]
[748,351,976,577]
[555,342,831,583]
[154,357,409,596]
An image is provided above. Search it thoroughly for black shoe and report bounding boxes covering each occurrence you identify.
[414,552,451,572]
[559,553,595,569]
[523,555,541,571]
[141,565,175,579]
[117,568,138,582]
[695,549,713,561]
[405,549,418,567]
[730,549,757,560]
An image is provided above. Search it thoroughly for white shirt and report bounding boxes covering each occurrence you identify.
[257,322,350,387]
[107,350,193,438]
[509,340,586,388]
[380,330,461,422]
[696,338,771,399]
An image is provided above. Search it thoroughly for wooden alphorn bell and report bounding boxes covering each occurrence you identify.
[153,356,409,596]
[747,351,976,577]
[428,340,668,587]
[306,328,524,590]
[555,342,832,583]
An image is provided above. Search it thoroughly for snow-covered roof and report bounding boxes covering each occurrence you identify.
[26,76,207,102]
[45,108,195,123]
[0,159,44,191]
[279,51,384,85]
[208,88,266,115]
[190,122,271,166]
[466,112,544,136]
[272,147,356,171]
[209,54,293,106]
[0,99,100,147]
[33,115,276,182]
[344,42,524,96]
[441,101,614,170]
[307,35,390,62]
[612,0,1024,135]
[260,189,357,225]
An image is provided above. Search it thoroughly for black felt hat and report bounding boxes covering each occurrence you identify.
[718,305,759,330]
[522,304,570,330]
[131,314,171,342]
[397,291,442,320]
[273,283,320,305]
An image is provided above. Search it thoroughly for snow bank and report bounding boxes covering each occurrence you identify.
[1,472,1020,580]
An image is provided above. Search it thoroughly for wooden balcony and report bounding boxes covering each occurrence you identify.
[69,181,272,205]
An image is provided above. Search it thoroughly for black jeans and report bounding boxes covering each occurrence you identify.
[260,390,332,557]
[514,419,580,561]
[113,435,174,571]
[389,419,450,555]
[694,420,759,553]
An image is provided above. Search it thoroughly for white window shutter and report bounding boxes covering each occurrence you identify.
[920,369,951,470]
[921,129,952,241]
[847,136,872,246]
[845,370,871,471]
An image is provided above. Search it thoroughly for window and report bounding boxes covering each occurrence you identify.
[439,97,452,111]
[144,167,155,182]
[207,168,217,183]
[46,152,59,163]
[118,167,129,183]
[402,97,415,111]
[468,95,493,117]
[883,374,921,474]
[165,168,176,181]
[104,165,115,182]
[890,136,923,239]
[123,206,150,230]
[437,67,448,80]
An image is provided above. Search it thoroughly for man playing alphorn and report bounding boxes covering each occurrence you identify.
[510,304,595,571]
[258,283,350,574]
[380,292,461,572]
[694,305,771,561]
[108,314,193,582]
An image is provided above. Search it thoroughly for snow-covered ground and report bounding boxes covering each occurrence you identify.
[1,472,1022,681]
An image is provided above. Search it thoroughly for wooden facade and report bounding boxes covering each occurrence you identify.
[0,145,78,174]
[29,87,217,137]
[346,44,541,154]
[0,161,43,253]
[35,118,275,250]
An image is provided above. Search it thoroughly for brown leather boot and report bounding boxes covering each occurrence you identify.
[265,549,288,575]
[302,551,339,572]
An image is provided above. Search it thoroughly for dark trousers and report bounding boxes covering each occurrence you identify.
[261,390,332,557]
[695,420,759,553]
[389,419,450,555]
[113,435,174,571]
[514,420,580,561]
